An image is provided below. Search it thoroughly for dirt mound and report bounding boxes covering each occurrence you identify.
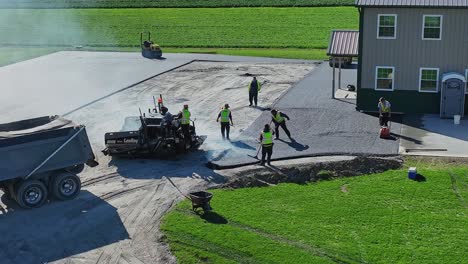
[219,156,403,189]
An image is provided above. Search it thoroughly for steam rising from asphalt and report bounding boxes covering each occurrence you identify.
[0,5,89,47]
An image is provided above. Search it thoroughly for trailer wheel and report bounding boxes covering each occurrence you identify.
[52,173,81,201]
[15,180,48,209]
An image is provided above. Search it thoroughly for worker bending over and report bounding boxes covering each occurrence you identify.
[378,97,391,127]
[177,104,192,145]
[259,124,274,166]
[216,104,233,140]
[248,76,262,107]
[271,109,292,140]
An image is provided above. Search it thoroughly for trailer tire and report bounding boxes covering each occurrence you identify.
[52,173,81,201]
[15,180,48,209]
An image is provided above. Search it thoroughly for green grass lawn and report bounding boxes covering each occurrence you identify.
[161,159,468,263]
[0,7,358,48]
[0,0,354,8]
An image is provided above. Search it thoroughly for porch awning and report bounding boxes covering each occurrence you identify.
[327,30,359,57]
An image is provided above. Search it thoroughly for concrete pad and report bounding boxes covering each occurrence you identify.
[209,62,401,169]
[335,88,356,99]
[400,114,468,157]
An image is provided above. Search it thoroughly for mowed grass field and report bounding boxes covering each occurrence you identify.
[0,7,358,48]
[0,0,354,8]
[161,159,468,263]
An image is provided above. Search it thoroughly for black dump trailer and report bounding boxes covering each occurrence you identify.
[0,116,98,209]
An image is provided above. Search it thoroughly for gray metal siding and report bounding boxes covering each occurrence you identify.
[361,8,468,91]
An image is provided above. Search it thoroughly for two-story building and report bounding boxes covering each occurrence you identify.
[354,0,468,116]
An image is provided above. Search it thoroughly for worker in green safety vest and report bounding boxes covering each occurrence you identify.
[259,123,275,165]
[270,109,292,140]
[248,76,262,107]
[177,104,192,145]
[378,97,391,127]
[216,103,233,140]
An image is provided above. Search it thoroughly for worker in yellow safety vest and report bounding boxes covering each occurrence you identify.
[270,109,292,140]
[248,76,262,107]
[216,104,233,140]
[378,97,391,127]
[177,104,192,145]
[259,124,275,166]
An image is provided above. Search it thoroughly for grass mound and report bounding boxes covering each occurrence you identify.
[161,159,468,263]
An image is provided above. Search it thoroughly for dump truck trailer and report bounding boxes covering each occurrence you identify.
[0,116,98,209]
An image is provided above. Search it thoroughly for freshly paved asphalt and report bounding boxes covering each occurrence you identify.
[209,63,401,168]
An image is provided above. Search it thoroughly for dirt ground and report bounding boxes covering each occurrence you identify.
[0,61,314,264]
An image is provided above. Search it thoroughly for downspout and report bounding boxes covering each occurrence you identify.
[356,7,364,111]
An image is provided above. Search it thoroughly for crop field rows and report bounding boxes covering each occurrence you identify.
[0,7,358,48]
[0,0,354,9]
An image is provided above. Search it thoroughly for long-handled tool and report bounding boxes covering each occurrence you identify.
[247,120,273,160]
[164,176,190,200]
[248,142,262,160]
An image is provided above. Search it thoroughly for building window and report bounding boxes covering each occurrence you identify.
[375,66,394,91]
[378,14,397,39]
[419,68,439,92]
[422,15,443,40]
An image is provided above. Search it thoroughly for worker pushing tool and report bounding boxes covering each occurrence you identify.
[216,103,234,140]
[378,97,392,139]
[378,97,391,127]
[270,109,292,140]
[259,123,274,165]
[248,76,262,107]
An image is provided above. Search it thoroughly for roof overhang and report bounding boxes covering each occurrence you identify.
[355,0,468,8]
[327,30,359,57]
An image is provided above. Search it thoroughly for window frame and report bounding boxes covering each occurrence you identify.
[419,67,440,93]
[377,14,398,39]
[375,66,395,91]
[422,15,443,40]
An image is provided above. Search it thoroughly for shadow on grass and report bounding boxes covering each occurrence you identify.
[200,211,228,225]
[410,174,427,182]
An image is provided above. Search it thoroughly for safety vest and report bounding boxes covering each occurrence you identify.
[273,112,285,123]
[248,80,262,92]
[220,109,230,123]
[379,101,390,113]
[181,109,191,125]
[262,131,273,146]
